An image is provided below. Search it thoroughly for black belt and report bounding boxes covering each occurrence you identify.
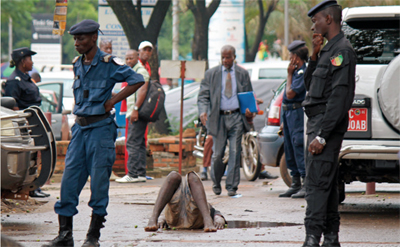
[76,112,111,126]
[303,104,326,118]
[220,108,240,115]
[282,102,303,111]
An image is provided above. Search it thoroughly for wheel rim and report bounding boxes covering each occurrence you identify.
[243,137,258,176]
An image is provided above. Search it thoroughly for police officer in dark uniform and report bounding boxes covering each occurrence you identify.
[4,47,41,110]
[278,40,309,199]
[302,1,356,246]
[42,20,144,247]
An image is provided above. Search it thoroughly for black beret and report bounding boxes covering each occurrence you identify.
[69,19,100,35]
[288,40,306,53]
[10,47,36,68]
[308,0,339,17]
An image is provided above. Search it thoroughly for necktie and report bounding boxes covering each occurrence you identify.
[225,70,232,98]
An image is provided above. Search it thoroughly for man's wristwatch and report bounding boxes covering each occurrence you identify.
[133,105,139,111]
[315,136,326,146]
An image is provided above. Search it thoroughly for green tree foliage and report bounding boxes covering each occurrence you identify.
[1,0,98,64]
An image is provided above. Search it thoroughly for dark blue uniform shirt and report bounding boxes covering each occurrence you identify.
[4,68,41,109]
[283,63,307,104]
[72,49,144,117]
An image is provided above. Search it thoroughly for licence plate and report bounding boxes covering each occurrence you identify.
[348,108,368,131]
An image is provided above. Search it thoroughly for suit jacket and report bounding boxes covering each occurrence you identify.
[198,64,253,137]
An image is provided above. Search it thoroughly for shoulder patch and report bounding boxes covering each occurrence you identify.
[330,53,343,66]
[72,56,80,64]
[15,76,21,81]
[102,55,113,63]
[112,57,124,66]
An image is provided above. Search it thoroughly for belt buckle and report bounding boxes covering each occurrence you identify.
[225,110,232,115]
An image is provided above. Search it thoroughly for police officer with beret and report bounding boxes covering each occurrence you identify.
[43,19,144,247]
[302,0,356,246]
[4,47,41,110]
[278,40,309,199]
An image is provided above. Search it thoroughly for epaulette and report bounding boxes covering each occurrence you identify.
[102,55,113,63]
[72,56,80,64]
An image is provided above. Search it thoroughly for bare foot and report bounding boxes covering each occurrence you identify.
[145,218,158,232]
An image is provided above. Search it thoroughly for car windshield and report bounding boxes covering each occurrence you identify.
[40,78,74,97]
[342,18,400,64]
[259,68,287,79]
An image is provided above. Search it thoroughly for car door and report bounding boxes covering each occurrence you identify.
[37,82,64,140]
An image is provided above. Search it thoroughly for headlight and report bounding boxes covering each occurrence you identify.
[1,119,15,136]
[7,153,19,175]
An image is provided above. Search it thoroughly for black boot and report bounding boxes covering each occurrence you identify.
[279,176,301,197]
[42,215,73,247]
[321,232,341,247]
[291,177,306,198]
[302,234,321,247]
[82,214,106,247]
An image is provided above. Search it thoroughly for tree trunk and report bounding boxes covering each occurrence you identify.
[107,0,171,134]
[187,0,221,63]
[245,0,278,62]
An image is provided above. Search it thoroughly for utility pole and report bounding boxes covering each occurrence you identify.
[9,17,13,60]
[284,0,289,48]
[172,0,179,88]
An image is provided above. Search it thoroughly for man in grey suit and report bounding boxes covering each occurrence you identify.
[198,45,254,196]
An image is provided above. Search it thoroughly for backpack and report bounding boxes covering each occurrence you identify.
[138,80,165,122]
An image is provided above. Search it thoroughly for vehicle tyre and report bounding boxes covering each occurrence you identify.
[338,181,345,203]
[279,154,291,187]
[242,135,262,181]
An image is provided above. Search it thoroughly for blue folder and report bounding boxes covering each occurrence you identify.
[237,91,258,114]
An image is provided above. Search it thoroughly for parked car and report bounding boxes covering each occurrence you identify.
[1,97,56,199]
[240,60,289,81]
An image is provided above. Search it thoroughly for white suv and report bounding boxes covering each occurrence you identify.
[338,6,400,202]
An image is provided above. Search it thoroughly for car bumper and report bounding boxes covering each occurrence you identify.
[258,125,283,167]
[340,140,400,160]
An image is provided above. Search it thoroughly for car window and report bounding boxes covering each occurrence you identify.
[259,68,287,79]
[41,78,74,97]
[343,18,400,64]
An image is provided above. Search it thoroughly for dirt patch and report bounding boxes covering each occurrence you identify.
[1,198,47,214]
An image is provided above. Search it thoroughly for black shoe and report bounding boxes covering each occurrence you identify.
[212,187,221,195]
[227,191,237,197]
[82,214,106,247]
[259,170,278,179]
[200,172,208,181]
[42,215,73,247]
[30,190,47,198]
[279,176,301,197]
[321,232,341,247]
[303,234,321,247]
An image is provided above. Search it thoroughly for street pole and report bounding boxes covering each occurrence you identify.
[284,0,289,48]
[9,17,13,60]
[172,0,179,88]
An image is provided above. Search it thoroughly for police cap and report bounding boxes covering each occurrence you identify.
[10,47,36,68]
[308,0,339,17]
[69,19,100,35]
[288,40,306,53]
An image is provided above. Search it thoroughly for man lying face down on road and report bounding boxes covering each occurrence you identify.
[145,171,226,232]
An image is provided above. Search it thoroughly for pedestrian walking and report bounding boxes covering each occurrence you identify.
[198,45,255,197]
[278,40,309,199]
[116,49,150,183]
[302,1,356,246]
[42,19,144,247]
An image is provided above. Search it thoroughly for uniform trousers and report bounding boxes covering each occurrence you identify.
[54,117,117,217]
[210,112,243,192]
[126,118,148,177]
[304,114,344,236]
[282,107,305,177]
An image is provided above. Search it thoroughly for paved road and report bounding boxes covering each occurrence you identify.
[2,168,399,247]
